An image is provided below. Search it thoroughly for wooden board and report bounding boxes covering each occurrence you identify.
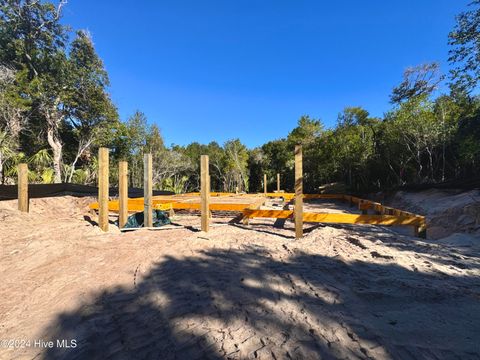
[17,163,28,212]
[243,209,425,226]
[89,199,261,212]
[295,145,303,239]
[243,209,293,219]
[144,153,153,227]
[118,161,128,228]
[201,155,209,232]
[98,147,109,232]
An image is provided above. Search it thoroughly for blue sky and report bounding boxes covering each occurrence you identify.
[62,0,469,148]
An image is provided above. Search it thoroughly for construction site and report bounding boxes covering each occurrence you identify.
[1,147,479,360]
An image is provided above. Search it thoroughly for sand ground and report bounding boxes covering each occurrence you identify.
[1,196,479,360]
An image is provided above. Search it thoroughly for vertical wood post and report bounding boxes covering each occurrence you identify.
[295,145,303,239]
[18,163,28,212]
[201,155,210,232]
[144,153,153,228]
[118,161,128,228]
[264,173,267,195]
[98,147,109,232]
[277,173,280,192]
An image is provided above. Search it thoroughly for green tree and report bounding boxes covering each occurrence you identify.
[0,0,68,182]
[223,139,249,192]
[64,30,118,182]
[448,1,480,94]
[287,115,322,147]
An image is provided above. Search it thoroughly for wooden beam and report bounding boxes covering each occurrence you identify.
[241,198,267,224]
[98,147,109,232]
[91,200,264,213]
[265,192,295,200]
[201,155,210,232]
[302,212,424,226]
[262,193,345,201]
[303,194,345,200]
[264,173,267,195]
[243,209,424,226]
[118,161,128,228]
[294,145,303,239]
[90,200,173,212]
[244,209,293,219]
[144,153,153,227]
[277,173,280,192]
[17,163,28,212]
[88,190,427,235]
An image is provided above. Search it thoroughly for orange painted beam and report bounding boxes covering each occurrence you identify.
[89,200,254,213]
[302,212,425,226]
[243,209,293,219]
[242,209,425,227]
[89,200,173,212]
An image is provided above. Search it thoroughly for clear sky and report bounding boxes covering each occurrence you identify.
[62,0,469,148]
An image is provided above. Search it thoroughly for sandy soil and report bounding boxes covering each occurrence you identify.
[1,196,479,359]
[390,189,480,240]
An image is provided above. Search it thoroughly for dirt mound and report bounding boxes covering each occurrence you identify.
[390,189,480,239]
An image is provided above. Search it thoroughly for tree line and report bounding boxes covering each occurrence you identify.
[1,0,479,194]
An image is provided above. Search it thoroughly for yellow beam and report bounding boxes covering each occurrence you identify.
[262,193,346,200]
[242,209,425,227]
[303,213,425,226]
[89,200,255,213]
[243,209,293,219]
[88,193,426,232]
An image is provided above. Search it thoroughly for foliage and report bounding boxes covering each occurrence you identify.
[1,0,480,194]
[390,63,443,104]
[448,0,480,94]
[0,0,118,183]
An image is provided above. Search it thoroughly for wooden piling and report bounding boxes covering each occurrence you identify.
[201,155,210,232]
[277,173,280,192]
[17,163,28,212]
[118,161,128,228]
[144,153,153,228]
[295,145,303,239]
[98,147,109,232]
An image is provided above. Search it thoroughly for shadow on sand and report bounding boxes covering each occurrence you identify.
[41,243,480,359]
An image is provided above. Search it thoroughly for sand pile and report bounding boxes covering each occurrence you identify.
[390,189,480,239]
[0,196,479,359]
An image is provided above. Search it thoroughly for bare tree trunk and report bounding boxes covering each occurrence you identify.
[417,149,423,182]
[0,151,3,184]
[426,147,434,182]
[47,126,62,183]
[67,137,92,183]
[44,103,63,183]
[441,104,446,182]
